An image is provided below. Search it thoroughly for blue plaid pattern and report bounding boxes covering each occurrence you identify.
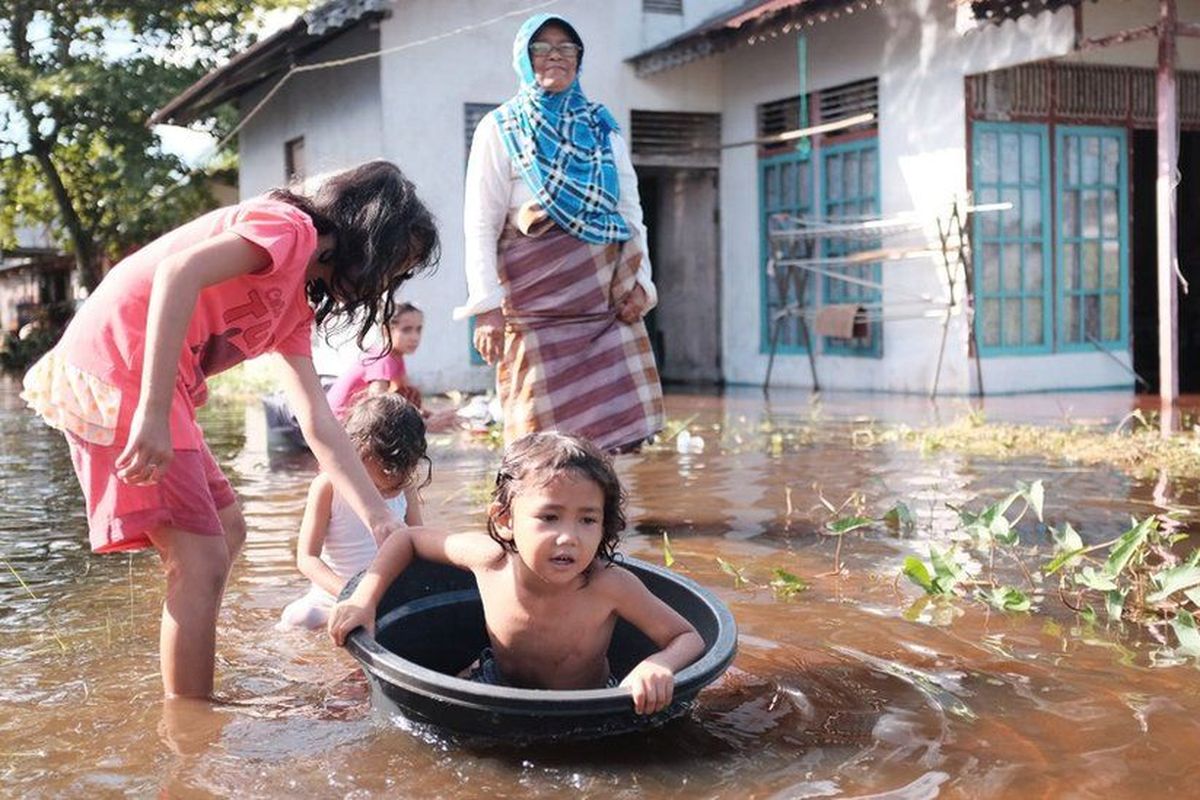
[493,14,630,245]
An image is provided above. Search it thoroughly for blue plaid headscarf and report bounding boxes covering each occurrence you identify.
[492,14,631,244]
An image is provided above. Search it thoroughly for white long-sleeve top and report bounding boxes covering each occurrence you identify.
[453,113,658,320]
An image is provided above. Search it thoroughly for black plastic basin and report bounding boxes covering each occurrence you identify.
[340,557,737,742]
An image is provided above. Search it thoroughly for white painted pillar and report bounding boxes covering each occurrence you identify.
[1157,0,1180,419]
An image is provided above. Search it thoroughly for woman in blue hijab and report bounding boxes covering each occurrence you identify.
[455,14,663,453]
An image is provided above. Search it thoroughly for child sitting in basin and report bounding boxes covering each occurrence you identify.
[327,431,705,715]
[279,393,428,629]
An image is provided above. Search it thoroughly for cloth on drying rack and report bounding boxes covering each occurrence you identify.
[812,304,867,338]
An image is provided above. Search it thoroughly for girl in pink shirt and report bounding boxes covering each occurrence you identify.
[326,301,423,418]
[21,160,440,699]
[325,301,458,432]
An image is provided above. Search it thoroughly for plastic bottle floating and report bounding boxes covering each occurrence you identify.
[340,559,737,742]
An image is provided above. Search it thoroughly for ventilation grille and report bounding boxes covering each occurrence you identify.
[819,78,878,125]
[630,110,720,166]
[758,96,804,141]
[970,62,1200,127]
[758,77,878,154]
[643,0,683,13]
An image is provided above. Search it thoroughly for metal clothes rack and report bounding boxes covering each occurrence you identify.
[763,201,995,397]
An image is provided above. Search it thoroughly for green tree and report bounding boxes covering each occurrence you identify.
[0,2,299,290]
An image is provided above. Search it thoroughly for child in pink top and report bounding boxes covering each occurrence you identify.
[325,301,458,431]
[22,160,440,699]
[326,302,421,418]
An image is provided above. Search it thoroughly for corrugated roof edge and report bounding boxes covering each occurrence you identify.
[149,0,391,126]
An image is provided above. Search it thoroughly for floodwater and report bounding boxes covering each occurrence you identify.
[3,375,1200,798]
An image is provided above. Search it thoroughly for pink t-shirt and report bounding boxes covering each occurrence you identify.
[56,197,318,448]
[325,347,407,419]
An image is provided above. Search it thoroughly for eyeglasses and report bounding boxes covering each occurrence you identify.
[529,42,582,60]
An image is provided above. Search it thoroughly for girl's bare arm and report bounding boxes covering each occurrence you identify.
[408,527,503,571]
[328,527,502,645]
[279,353,403,545]
[117,233,272,484]
[328,524,416,644]
[403,487,423,527]
[609,569,706,714]
[295,474,345,596]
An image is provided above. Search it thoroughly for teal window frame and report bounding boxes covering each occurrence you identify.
[971,121,1129,357]
[758,150,815,354]
[971,122,1054,355]
[1054,125,1129,352]
[821,138,881,357]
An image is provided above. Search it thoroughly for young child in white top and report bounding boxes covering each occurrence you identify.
[279,393,427,629]
[328,431,705,715]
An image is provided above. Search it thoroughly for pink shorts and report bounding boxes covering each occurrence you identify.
[66,433,238,554]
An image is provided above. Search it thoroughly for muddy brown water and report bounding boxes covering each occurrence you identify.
[3,375,1200,797]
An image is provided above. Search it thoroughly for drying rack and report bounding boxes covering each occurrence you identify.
[763,200,1002,397]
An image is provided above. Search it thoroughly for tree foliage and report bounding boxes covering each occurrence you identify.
[0,2,300,289]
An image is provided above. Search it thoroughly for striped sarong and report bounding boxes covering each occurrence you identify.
[496,206,664,453]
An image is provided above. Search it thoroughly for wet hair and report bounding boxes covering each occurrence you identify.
[343,393,431,491]
[486,431,625,565]
[531,19,585,69]
[271,160,441,356]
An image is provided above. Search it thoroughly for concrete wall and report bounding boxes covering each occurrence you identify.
[713,0,1200,394]
[239,24,383,197]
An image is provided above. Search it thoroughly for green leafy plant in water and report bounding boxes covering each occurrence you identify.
[768,568,808,600]
[657,533,807,601]
[708,557,809,601]
[978,585,1033,612]
[884,501,916,535]
[716,557,750,589]
[1169,610,1200,657]
[902,481,1046,614]
[661,532,676,568]
[815,486,874,576]
[929,479,1200,656]
[902,546,965,597]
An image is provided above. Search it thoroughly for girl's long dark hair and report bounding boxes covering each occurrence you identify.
[271,160,440,355]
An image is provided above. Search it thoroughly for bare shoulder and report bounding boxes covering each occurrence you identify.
[428,529,509,573]
[307,472,334,497]
[470,536,513,571]
[590,561,647,597]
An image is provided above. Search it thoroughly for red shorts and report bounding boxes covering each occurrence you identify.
[66,433,238,553]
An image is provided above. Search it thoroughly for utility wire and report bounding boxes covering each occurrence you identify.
[150,0,559,204]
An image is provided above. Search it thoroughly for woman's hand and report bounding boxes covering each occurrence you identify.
[472,308,506,365]
[115,405,173,485]
[616,285,649,324]
[620,660,675,715]
[328,598,375,645]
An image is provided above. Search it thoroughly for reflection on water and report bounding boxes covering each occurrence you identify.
[4,376,1200,796]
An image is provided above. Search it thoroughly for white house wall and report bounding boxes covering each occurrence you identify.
[238,24,384,196]
[711,0,1200,394]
